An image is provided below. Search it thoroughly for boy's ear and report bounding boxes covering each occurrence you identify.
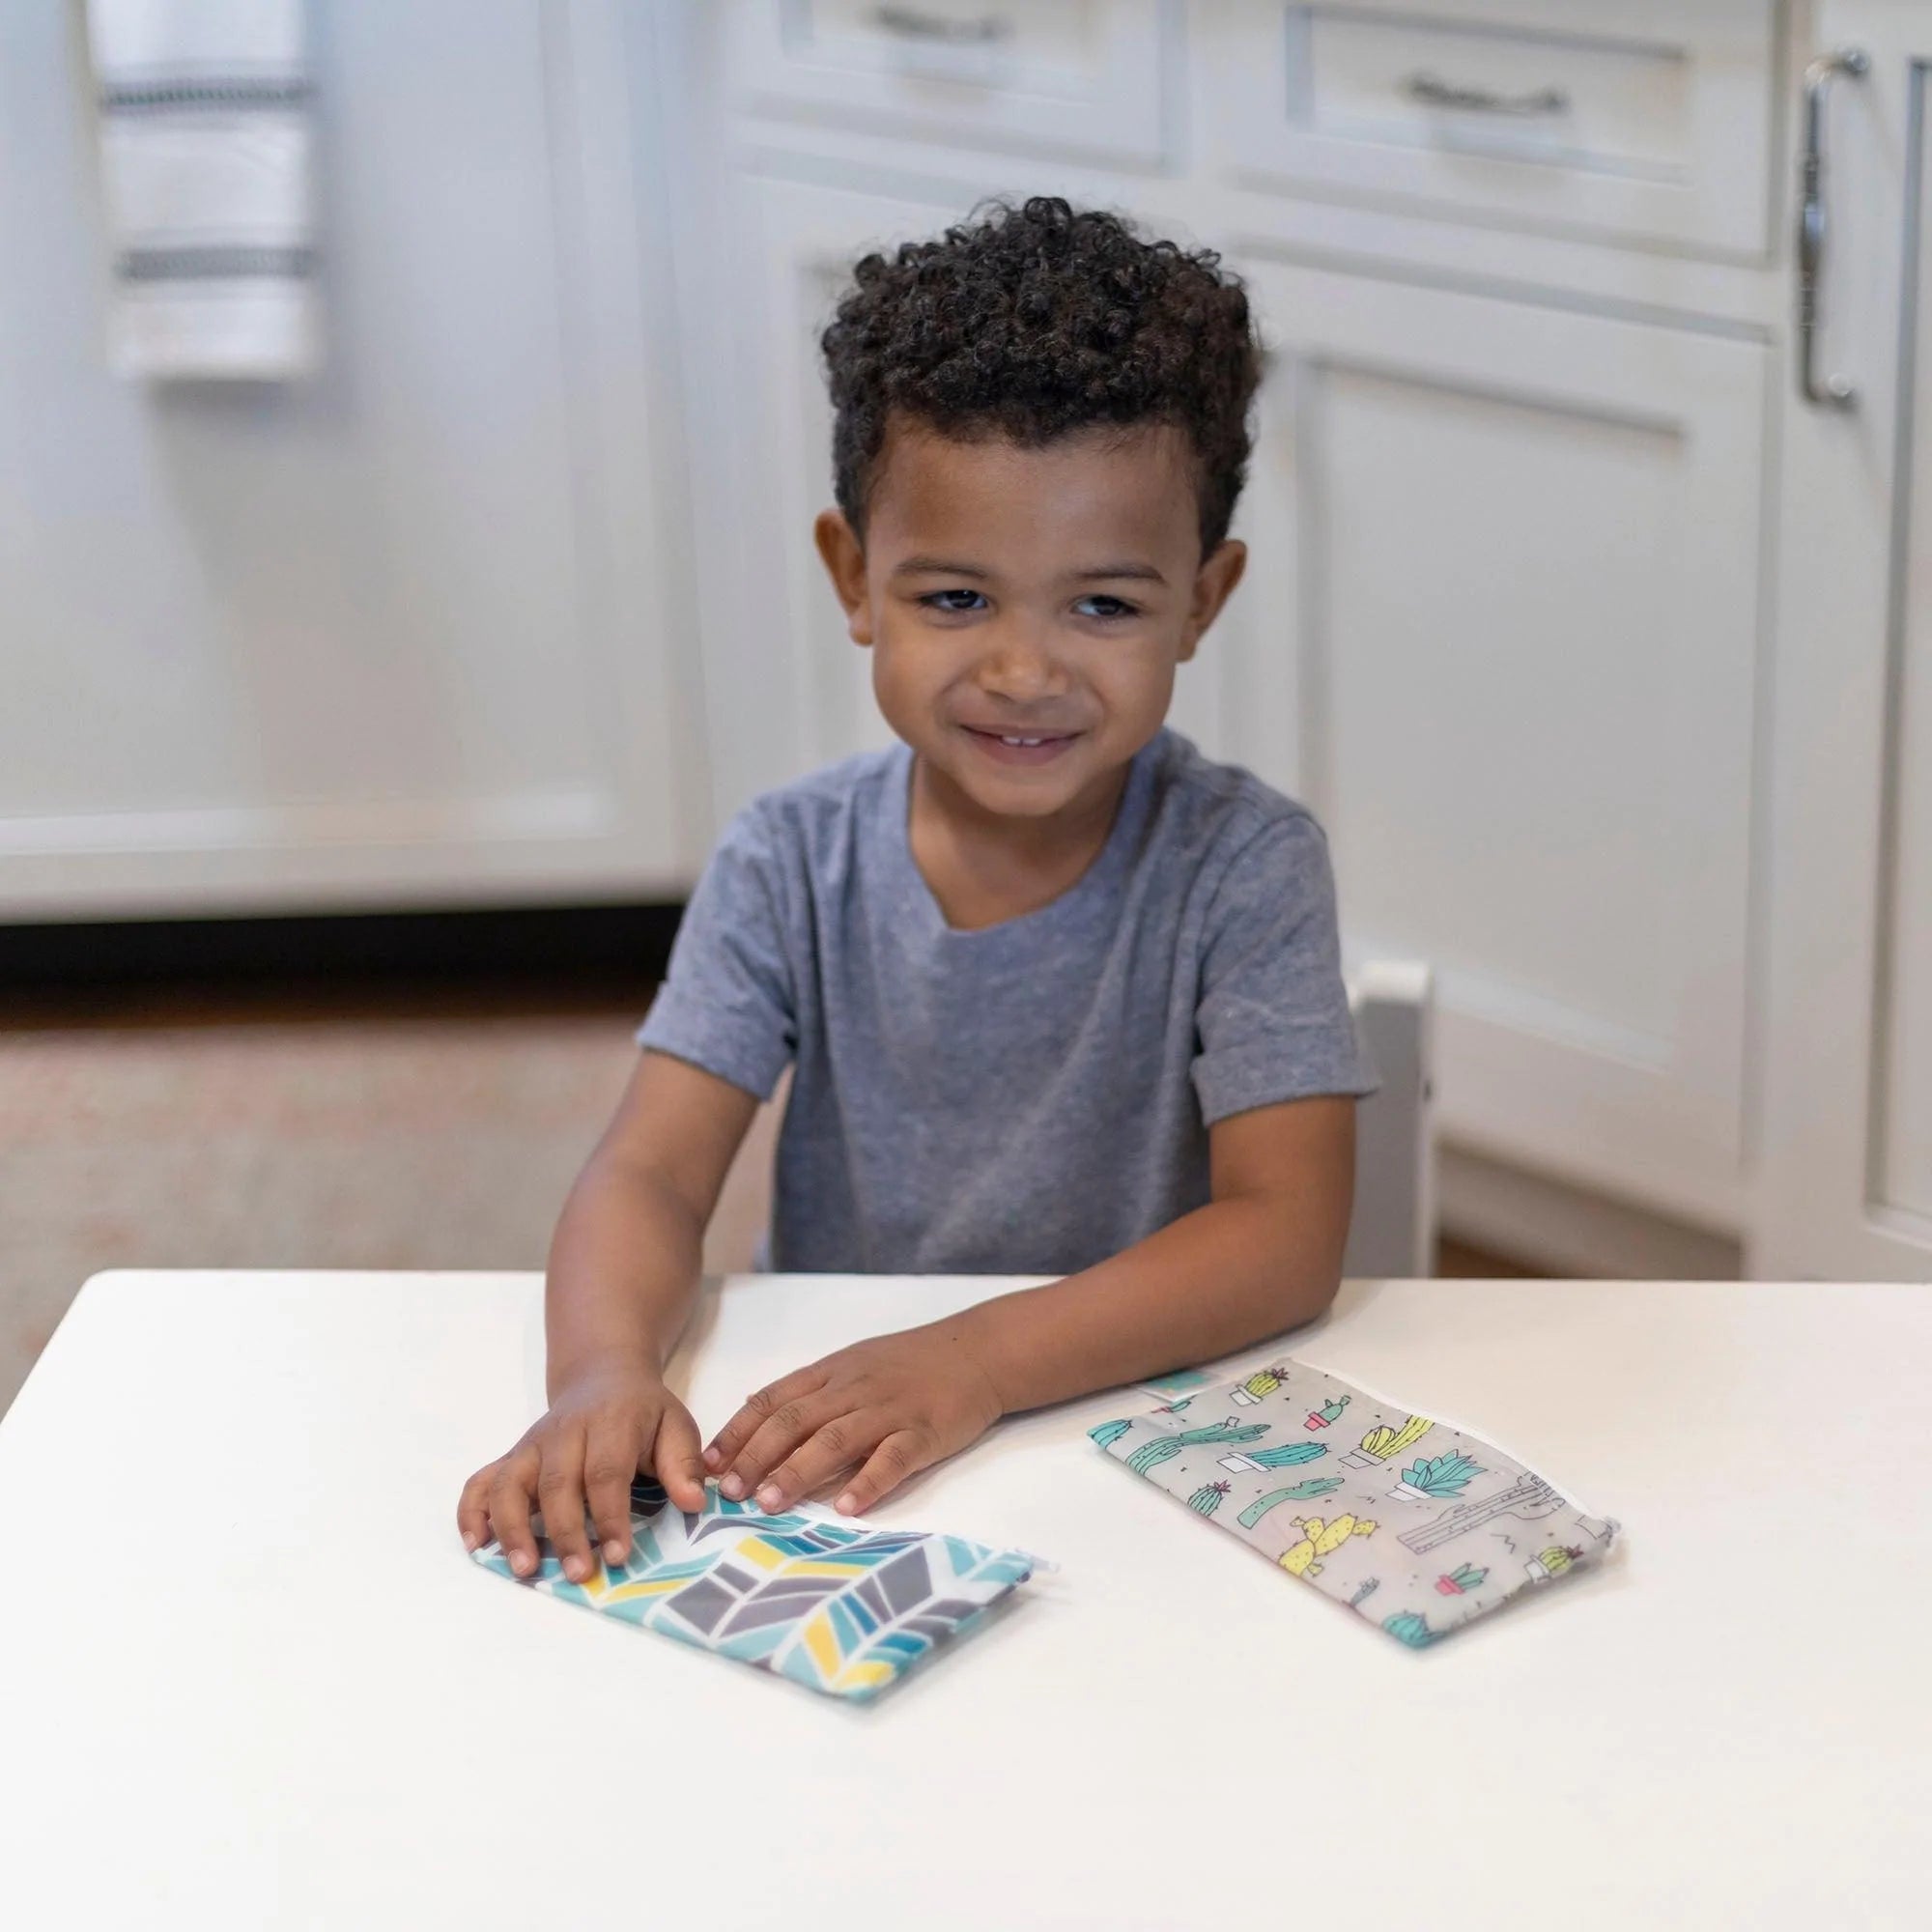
[1177,538,1247,665]
[813,508,874,646]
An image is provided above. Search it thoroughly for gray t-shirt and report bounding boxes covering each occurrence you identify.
[636,726,1378,1275]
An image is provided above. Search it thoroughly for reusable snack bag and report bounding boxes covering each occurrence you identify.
[1092,1357,1617,1646]
[473,1477,1036,1701]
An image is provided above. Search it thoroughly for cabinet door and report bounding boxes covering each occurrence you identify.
[0,0,700,918]
[696,171,1234,824]
[1756,1,1932,1278]
[1230,259,1767,1230]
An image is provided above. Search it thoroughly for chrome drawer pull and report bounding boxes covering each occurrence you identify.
[1402,71,1569,117]
[870,5,1011,43]
[1797,47,1870,410]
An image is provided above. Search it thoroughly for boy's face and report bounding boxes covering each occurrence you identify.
[814,415,1246,825]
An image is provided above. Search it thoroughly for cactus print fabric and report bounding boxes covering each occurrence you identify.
[472,1479,1035,1701]
[1090,1359,1617,1646]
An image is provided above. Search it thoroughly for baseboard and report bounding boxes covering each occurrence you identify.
[1438,1142,1743,1281]
[0,901,685,992]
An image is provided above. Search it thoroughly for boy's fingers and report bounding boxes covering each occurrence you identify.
[582,1425,645,1564]
[487,1451,541,1576]
[651,1403,709,1514]
[720,1392,843,1501]
[535,1438,597,1585]
[753,1411,881,1514]
[832,1428,931,1518]
[703,1365,830,1473]
[456,1463,497,1551]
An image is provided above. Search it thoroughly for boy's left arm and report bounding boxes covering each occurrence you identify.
[702,1093,1355,1516]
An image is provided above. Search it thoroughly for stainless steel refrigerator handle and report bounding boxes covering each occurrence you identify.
[1798,48,1871,409]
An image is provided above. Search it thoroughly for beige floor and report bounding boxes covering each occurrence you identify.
[0,982,785,1421]
[0,980,1522,1421]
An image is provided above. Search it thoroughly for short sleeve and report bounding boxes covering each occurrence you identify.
[635,804,797,1101]
[1190,814,1380,1125]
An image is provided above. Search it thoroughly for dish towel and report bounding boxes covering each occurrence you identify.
[1092,1356,1618,1646]
[472,1478,1038,1703]
[84,0,319,378]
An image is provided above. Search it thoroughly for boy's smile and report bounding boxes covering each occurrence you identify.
[815,413,1245,917]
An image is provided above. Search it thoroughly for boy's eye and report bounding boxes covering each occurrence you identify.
[915,590,1142,620]
[919,589,986,614]
[1075,595,1140,620]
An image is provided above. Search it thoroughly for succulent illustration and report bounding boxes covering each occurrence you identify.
[1188,1480,1234,1517]
[1087,1418,1132,1450]
[1349,1577,1381,1608]
[1240,1366,1288,1399]
[1236,1477,1344,1528]
[1389,1451,1486,1500]
[1435,1562,1489,1595]
[1125,1420,1266,1475]
[1305,1394,1350,1428]
[1154,1398,1196,1415]
[1383,1611,1440,1648]
[1244,1440,1328,1469]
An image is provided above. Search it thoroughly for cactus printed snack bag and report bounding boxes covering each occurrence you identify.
[1089,1360,1617,1646]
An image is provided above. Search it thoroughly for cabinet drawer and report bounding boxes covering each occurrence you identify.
[727,0,1175,167]
[1213,0,1776,258]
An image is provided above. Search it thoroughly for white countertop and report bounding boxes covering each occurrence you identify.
[1,1268,1926,1929]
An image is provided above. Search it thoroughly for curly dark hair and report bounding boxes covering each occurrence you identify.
[819,195,1264,559]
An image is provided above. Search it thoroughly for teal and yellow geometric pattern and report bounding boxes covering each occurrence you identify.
[472,1479,1034,1702]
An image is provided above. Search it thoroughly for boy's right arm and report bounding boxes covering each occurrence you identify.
[454,1049,760,1584]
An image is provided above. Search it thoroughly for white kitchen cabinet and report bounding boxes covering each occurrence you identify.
[0,0,704,918]
[1755,0,1932,1280]
[690,0,1799,1264]
[1230,258,1767,1232]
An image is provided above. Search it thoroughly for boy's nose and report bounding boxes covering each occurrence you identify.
[977,628,1066,700]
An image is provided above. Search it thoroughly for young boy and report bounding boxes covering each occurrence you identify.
[457,196,1378,1585]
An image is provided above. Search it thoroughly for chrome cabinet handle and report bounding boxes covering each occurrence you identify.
[870,5,1010,43]
[1402,71,1569,117]
[1798,47,1870,409]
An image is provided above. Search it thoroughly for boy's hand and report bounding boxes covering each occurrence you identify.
[456,1361,708,1583]
[702,1321,1006,1517]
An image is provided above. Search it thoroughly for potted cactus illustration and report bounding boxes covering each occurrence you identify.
[1524,1545,1585,1583]
[1188,1480,1234,1517]
[1389,1450,1486,1501]
[1154,1398,1196,1415]
[1304,1393,1350,1430]
[1435,1562,1489,1596]
[1125,1419,1266,1475]
[1340,1413,1433,1468]
[1230,1365,1290,1406]
[1087,1418,1132,1450]
[1236,1476,1343,1528]
[1218,1439,1327,1474]
[1382,1611,1439,1648]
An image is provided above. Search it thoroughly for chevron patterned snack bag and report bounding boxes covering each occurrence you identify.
[1090,1359,1617,1646]
[473,1478,1036,1701]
